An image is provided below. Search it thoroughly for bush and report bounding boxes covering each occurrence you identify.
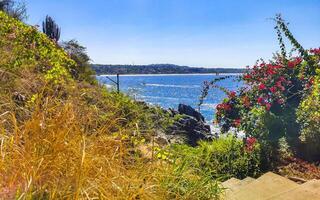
[153,135,260,199]
[297,64,320,160]
[207,15,320,163]
[166,136,261,181]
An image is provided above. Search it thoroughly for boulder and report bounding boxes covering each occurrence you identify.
[166,105,215,146]
[178,104,204,122]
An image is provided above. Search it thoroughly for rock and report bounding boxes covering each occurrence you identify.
[178,104,204,122]
[154,130,169,146]
[166,106,215,146]
[168,108,179,117]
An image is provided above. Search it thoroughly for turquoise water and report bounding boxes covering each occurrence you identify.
[96,74,242,122]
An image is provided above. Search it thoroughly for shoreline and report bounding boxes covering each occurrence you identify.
[97,73,243,77]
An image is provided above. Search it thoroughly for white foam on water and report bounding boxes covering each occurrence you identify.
[139,95,181,101]
[144,83,200,88]
[201,103,217,109]
[104,84,114,88]
[98,73,242,77]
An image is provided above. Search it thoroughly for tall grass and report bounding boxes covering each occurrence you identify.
[0,11,225,199]
[0,95,222,199]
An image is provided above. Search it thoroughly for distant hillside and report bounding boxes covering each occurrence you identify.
[91,64,245,75]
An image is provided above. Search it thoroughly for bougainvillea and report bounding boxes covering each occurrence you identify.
[200,15,320,162]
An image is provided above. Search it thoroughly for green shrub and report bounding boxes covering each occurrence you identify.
[204,15,320,163]
[153,136,261,199]
[167,136,261,181]
[297,68,320,160]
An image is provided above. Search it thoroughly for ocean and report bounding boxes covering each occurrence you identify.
[96,74,242,122]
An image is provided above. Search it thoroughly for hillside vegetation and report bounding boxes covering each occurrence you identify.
[92,64,245,75]
[0,11,196,199]
[0,11,260,200]
[1,8,318,199]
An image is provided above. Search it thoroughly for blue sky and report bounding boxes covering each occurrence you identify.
[26,0,320,68]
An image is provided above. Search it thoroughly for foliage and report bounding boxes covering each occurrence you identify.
[61,39,96,84]
[92,64,245,75]
[166,136,261,182]
[0,11,224,199]
[42,15,61,42]
[206,15,320,162]
[151,135,260,199]
[0,0,27,21]
[296,59,320,160]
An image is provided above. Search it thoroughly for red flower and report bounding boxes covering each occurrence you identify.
[216,103,232,111]
[246,137,257,145]
[265,103,272,111]
[287,61,295,68]
[276,81,282,88]
[258,84,266,90]
[310,48,320,55]
[229,91,236,98]
[243,74,252,80]
[287,57,302,69]
[267,68,276,75]
[278,76,286,82]
[269,86,277,93]
[257,97,265,105]
[233,119,241,127]
[309,78,314,85]
[245,137,257,152]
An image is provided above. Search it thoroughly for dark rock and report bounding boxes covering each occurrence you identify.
[168,108,179,117]
[178,104,205,122]
[166,113,214,146]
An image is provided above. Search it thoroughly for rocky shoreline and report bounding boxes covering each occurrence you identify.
[136,101,217,146]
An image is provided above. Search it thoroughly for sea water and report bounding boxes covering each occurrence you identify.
[96,74,242,122]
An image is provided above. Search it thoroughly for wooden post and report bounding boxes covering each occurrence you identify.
[116,74,120,93]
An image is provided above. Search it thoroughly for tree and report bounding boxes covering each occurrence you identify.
[0,0,27,21]
[42,15,61,42]
[62,39,96,83]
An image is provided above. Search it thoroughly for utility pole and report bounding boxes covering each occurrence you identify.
[105,74,120,93]
[116,73,120,93]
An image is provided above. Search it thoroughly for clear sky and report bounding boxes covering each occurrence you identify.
[26,0,320,68]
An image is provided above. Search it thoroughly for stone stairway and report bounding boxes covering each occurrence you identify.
[221,172,320,200]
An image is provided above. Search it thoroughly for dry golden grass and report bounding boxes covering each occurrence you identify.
[0,11,222,199]
[0,99,167,199]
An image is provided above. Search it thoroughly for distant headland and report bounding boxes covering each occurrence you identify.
[91,64,245,75]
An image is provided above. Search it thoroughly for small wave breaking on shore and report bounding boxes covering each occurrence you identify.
[144,83,200,88]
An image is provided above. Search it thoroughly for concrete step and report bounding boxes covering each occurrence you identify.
[266,179,320,200]
[222,178,242,190]
[222,177,255,192]
[222,177,256,199]
[225,172,299,200]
